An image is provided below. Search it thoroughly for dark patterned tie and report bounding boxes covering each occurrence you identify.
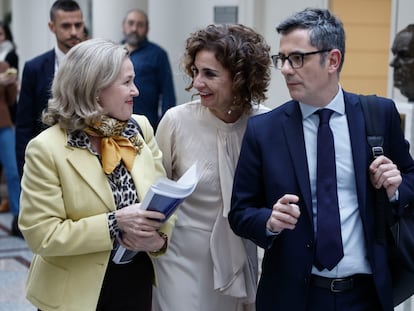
[314,109,344,271]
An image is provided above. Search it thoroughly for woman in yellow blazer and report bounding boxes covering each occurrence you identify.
[18,38,176,311]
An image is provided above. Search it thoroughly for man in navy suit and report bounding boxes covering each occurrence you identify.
[13,0,84,236]
[229,8,414,311]
[121,9,176,130]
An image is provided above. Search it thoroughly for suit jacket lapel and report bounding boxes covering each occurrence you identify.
[345,93,369,222]
[39,50,56,113]
[45,52,55,87]
[281,94,370,234]
[67,146,152,211]
[283,102,313,224]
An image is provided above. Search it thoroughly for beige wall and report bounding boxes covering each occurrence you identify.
[331,0,391,97]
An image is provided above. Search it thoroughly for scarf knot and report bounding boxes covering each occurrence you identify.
[85,116,138,174]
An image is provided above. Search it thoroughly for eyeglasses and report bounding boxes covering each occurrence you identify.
[271,49,331,70]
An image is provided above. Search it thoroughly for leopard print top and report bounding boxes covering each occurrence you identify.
[67,120,142,239]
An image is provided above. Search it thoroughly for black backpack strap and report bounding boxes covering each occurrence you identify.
[359,94,392,244]
[359,95,384,158]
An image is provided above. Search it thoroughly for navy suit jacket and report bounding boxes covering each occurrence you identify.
[15,49,55,178]
[229,91,414,311]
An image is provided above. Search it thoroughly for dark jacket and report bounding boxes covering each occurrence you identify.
[15,49,55,178]
[229,91,414,311]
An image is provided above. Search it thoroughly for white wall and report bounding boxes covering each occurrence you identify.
[91,0,147,42]
[11,0,52,73]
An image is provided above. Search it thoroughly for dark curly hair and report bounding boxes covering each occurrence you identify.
[182,24,271,113]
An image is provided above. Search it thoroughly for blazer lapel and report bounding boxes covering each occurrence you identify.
[45,50,55,74]
[42,50,55,88]
[283,102,313,224]
[67,148,115,211]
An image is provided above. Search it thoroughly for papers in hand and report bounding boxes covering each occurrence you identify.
[139,163,199,221]
[112,163,199,264]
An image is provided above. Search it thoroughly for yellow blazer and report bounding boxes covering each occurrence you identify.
[19,115,176,311]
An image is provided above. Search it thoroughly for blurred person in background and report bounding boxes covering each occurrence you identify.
[121,9,176,130]
[0,20,20,237]
[15,0,84,180]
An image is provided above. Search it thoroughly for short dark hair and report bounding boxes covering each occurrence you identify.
[50,0,81,22]
[276,8,346,72]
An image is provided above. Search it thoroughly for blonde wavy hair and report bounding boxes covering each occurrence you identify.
[42,38,129,131]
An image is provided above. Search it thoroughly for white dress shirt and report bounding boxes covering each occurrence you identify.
[300,87,372,277]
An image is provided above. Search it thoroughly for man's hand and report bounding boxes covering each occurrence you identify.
[369,155,402,199]
[266,194,300,233]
